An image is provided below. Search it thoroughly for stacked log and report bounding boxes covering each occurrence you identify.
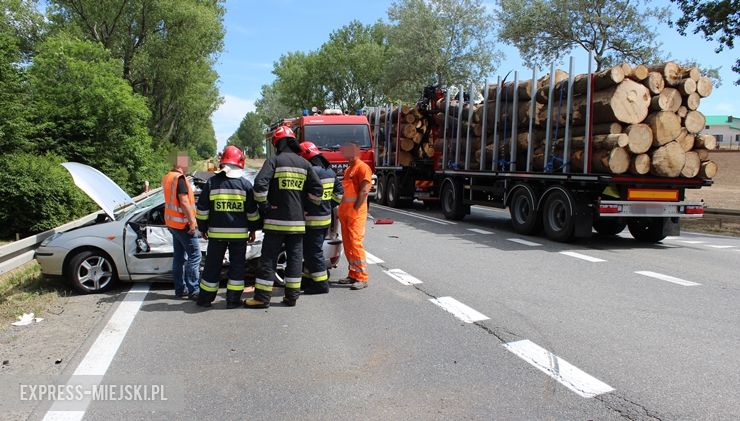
[370,104,433,166]
[461,61,718,178]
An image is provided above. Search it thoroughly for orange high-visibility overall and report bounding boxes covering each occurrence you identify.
[338,160,372,282]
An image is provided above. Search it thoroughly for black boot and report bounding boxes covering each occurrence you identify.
[302,281,329,295]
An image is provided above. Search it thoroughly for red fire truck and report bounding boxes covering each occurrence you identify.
[266,109,377,196]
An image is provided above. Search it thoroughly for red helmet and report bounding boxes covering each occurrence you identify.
[300,141,321,161]
[272,126,296,145]
[220,145,245,168]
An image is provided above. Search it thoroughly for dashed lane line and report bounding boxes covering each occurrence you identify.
[507,238,542,247]
[559,251,606,263]
[679,240,706,244]
[365,252,384,264]
[635,271,701,287]
[42,284,150,421]
[373,205,456,225]
[429,296,489,323]
[503,340,615,398]
[706,245,735,249]
[467,228,494,235]
[384,268,423,285]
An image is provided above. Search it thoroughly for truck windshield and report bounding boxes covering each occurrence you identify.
[303,124,371,150]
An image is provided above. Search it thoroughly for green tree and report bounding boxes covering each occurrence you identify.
[255,83,296,126]
[0,152,96,238]
[0,0,44,152]
[385,0,501,99]
[498,0,668,71]
[49,0,225,150]
[228,112,265,158]
[670,0,739,84]
[28,34,156,192]
[271,51,327,113]
[318,20,390,110]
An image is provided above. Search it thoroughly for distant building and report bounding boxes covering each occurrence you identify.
[705,115,740,149]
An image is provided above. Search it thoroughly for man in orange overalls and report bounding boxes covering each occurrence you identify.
[337,141,373,290]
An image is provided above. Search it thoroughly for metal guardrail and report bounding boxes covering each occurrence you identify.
[0,188,163,276]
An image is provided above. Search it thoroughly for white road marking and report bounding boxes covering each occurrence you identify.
[706,245,735,249]
[503,340,615,398]
[43,284,150,421]
[559,251,606,262]
[635,271,700,287]
[384,268,423,285]
[467,228,494,235]
[365,252,384,264]
[373,205,455,225]
[507,238,542,247]
[679,240,706,244]
[429,296,489,323]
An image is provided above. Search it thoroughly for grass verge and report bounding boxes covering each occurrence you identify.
[0,262,69,327]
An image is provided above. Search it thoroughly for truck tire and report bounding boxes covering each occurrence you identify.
[386,175,401,208]
[593,218,627,236]
[67,249,117,294]
[542,188,576,242]
[441,178,466,221]
[509,186,541,235]
[375,174,388,205]
[628,218,668,243]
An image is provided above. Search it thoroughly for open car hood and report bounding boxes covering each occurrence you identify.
[61,162,135,219]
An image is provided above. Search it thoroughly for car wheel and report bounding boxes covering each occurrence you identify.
[509,186,541,235]
[273,250,287,287]
[441,178,466,220]
[542,189,576,242]
[67,250,117,294]
[593,217,627,236]
[628,218,668,243]
[375,174,388,205]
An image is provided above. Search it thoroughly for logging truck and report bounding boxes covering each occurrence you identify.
[266,110,377,196]
[368,57,714,243]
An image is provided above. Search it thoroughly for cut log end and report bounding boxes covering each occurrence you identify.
[684,110,706,134]
[651,141,686,178]
[681,151,701,178]
[699,161,718,178]
[624,124,653,154]
[646,111,682,146]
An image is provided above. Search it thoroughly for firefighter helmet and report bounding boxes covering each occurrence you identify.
[300,141,321,161]
[220,145,245,169]
[272,126,296,145]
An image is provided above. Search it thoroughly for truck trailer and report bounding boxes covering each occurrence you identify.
[369,57,711,243]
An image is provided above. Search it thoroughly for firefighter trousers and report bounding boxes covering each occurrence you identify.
[254,232,303,303]
[338,203,368,282]
[302,228,329,293]
[199,239,246,304]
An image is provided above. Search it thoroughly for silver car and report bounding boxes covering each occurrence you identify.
[36,163,343,294]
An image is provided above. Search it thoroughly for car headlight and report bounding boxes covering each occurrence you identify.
[40,233,63,247]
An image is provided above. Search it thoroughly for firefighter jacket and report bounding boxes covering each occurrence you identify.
[195,172,260,240]
[253,151,323,234]
[304,164,343,230]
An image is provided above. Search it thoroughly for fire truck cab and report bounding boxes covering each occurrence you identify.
[267,110,377,196]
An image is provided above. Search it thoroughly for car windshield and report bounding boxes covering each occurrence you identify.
[116,191,164,221]
[303,124,371,151]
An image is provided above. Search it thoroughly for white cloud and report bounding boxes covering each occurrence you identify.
[212,94,256,150]
[713,102,735,114]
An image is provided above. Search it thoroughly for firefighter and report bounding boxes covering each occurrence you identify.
[337,141,373,290]
[162,153,201,299]
[195,146,260,309]
[299,141,343,295]
[244,126,323,308]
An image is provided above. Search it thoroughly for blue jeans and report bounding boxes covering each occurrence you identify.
[169,228,201,296]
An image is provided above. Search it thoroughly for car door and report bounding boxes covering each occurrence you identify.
[122,204,177,280]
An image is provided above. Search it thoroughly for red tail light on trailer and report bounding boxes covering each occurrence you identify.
[684,205,704,215]
[599,204,623,214]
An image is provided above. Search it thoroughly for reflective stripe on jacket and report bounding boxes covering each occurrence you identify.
[162,171,195,230]
[253,152,322,234]
[195,172,260,240]
[304,165,343,229]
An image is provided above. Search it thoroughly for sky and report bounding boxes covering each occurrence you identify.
[212,0,739,149]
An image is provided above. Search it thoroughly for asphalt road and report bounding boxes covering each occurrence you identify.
[27,203,740,420]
